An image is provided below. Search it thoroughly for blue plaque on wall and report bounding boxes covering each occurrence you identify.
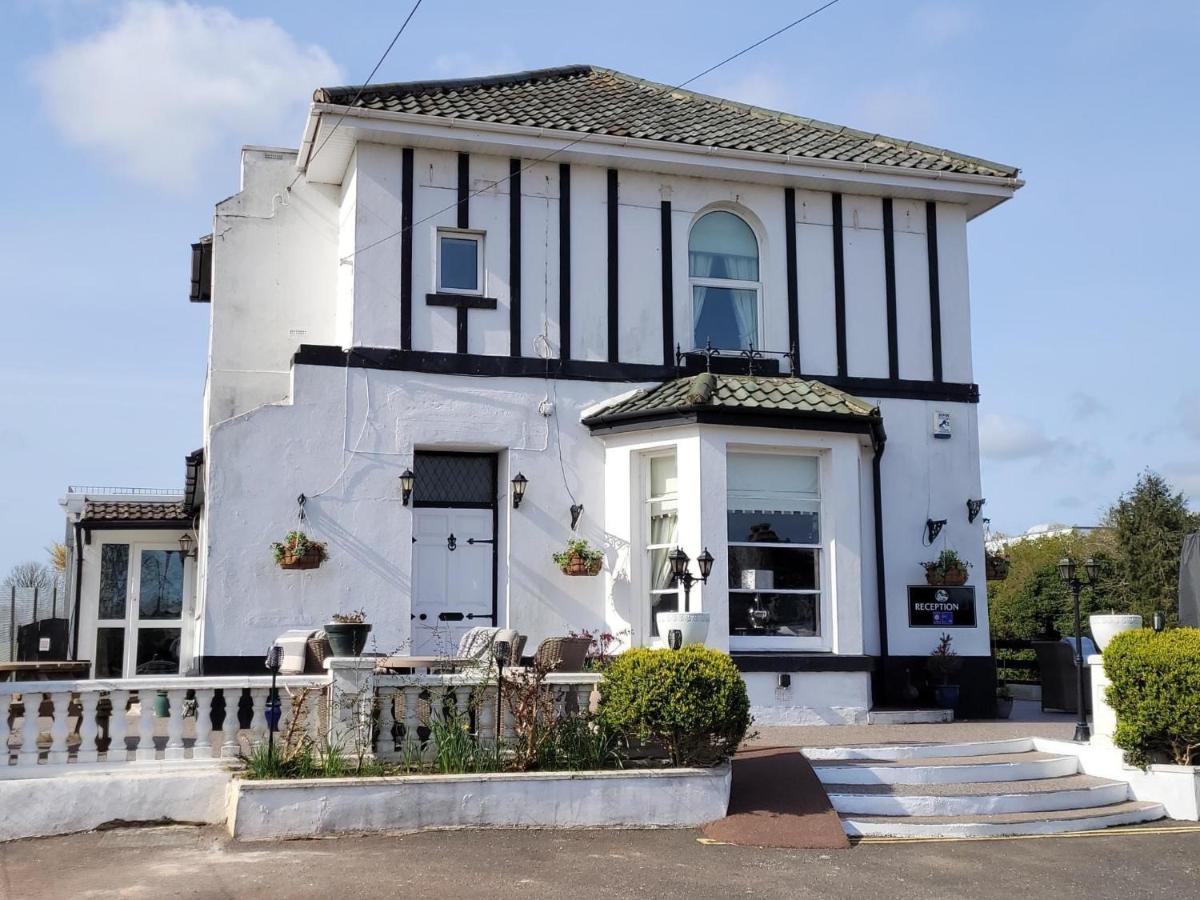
[907,585,977,628]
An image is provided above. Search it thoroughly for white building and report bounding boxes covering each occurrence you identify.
[64,66,1023,722]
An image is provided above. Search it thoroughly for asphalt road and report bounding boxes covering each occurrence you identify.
[3,823,1199,900]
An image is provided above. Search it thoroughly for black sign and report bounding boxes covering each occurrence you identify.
[907,585,977,628]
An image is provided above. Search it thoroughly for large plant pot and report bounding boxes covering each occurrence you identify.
[655,612,710,646]
[325,622,372,657]
[1090,614,1142,650]
[933,684,960,710]
[995,697,1014,719]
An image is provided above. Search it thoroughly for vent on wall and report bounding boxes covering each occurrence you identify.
[190,234,213,303]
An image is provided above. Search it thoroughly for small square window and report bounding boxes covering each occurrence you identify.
[438,232,483,294]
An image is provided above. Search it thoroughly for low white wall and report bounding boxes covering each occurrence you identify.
[227,765,731,841]
[743,671,871,725]
[0,765,232,842]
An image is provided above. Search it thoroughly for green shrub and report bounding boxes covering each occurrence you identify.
[597,646,750,766]
[1104,627,1200,767]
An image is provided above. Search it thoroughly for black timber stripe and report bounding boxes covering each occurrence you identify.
[457,152,469,228]
[559,163,571,360]
[832,193,847,378]
[607,168,619,363]
[926,201,943,382]
[872,443,890,658]
[660,200,674,366]
[883,198,899,380]
[785,187,800,374]
[509,159,522,357]
[400,147,414,351]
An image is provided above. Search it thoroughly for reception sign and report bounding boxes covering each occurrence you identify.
[907,585,977,628]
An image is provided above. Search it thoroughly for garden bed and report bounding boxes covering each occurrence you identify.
[226,764,732,840]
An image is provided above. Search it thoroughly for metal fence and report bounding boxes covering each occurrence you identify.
[0,586,66,664]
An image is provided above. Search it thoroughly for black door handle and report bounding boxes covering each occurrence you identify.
[438,612,465,622]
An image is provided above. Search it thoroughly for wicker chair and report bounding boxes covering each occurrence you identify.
[533,636,592,673]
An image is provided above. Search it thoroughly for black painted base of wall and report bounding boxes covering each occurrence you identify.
[200,655,265,676]
[873,655,998,719]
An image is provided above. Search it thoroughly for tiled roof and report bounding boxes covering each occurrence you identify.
[315,65,1018,180]
[81,500,190,523]
[582,373,880,428]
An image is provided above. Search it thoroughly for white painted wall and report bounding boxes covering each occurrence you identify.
[744,670,872,725]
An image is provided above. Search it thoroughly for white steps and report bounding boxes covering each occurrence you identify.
[803,739,1167,838]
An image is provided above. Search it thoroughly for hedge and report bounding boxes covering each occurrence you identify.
[1104,627,1200,767]
[597,646,751,766]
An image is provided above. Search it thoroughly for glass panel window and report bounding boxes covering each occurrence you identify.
[727,453,822,639]
[135,628,181,675]
[689,211,760,350]
[138,550,184,619]
[646,453,679,638]
[95,628,124,677]
[98,544,129,620]
[438,233,481,293]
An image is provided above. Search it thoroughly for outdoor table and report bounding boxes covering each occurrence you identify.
[375,655,472,673]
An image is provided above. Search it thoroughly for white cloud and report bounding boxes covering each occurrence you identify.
[30,1,341,190]
[980,412,1057,461]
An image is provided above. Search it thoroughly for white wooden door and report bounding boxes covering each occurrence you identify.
[411,508,495,656]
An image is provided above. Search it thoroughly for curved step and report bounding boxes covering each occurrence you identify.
[804,738,1034,762]
[826,774,1130,816]
[811,752,1079,785]
[842,800,1166,838]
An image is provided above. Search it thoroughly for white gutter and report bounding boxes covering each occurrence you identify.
[297,103,1024,193]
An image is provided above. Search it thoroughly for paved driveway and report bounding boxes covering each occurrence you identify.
[2,823,1199,900]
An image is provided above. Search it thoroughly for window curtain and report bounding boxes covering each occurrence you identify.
[730,291,757,348]
[650,510,678,590]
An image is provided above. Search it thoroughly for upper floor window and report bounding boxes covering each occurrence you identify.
[437,230,484,295]
[689,211,760,350]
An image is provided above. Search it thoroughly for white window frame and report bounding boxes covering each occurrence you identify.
[641,448,682,646]
[436,229,485,296]
[92,540,187,678]
[688,210,763,351]
[725,447,830,652]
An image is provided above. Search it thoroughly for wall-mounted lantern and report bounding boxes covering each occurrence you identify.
[178,533,197,560]
[511,473,528,509]
[399,469,415,506]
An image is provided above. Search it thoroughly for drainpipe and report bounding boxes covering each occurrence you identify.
[870,419,890,705]
[70,520,85,660]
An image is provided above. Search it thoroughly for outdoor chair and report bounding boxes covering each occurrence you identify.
[532,636,591,673]
[1033,640,1092,714]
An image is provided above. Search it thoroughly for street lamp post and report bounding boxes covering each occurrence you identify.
[1057,556,1099,743]
[668,547,715,613]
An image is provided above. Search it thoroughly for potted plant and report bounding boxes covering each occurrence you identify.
[923,549,971,586]
[1089,611,1143,650]
[553,538,604,576]
[325,609,371,657]
[927,632,962,710]
[995,680,1014,719]
[985,551,1010,581]
[272,531,328,570]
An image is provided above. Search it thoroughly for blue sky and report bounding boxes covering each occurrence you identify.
[1,0,1198,579]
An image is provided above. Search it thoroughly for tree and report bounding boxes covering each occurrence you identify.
[47,543,68,576]
[1104,470,1200,625]
[2,561,56,593]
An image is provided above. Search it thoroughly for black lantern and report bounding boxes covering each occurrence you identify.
[264,644,284,757]
[1084,557,1099,584]
[178,533,196,560]
[697,548,715,581]
[1057,557,1076,584]
[669,547,689,579]
[399,469,415,506]
[511,473,528,509]
[1153,611,1166,633]
[668,547,712,614]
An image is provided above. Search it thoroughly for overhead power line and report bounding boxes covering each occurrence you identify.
[338,0,847,263]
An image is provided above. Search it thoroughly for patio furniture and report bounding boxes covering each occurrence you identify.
[1033,640,1092,714]
[376,655,472,673]
[533,636,592,673]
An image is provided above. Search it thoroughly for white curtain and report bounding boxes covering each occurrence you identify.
[730,290,757,348]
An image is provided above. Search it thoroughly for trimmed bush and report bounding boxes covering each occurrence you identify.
[1104,627,1200,767]
[597,646,751,766]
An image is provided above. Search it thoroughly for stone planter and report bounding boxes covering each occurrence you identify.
[227,764,732,841]
[995,696,1014,719]
[1090,614,1142,650]
[655,611,711,646]
[325,622,372,657]
[933,684,960,710]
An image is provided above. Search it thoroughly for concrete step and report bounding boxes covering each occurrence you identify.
[842,800,1167,838]
[825,773,1130,816]
[865,709,952,725]
[804,738,1035,762]
[811,751,1079,786]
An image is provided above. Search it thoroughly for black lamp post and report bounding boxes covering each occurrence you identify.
[264,645,284,758]
[1057,556,1098,742]
[493,640,511,744]
[668,547,714,613]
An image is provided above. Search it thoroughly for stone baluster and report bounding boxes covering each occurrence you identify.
[76,691,100,765]
[163,688,188,761]
[248,687,268,749]
[47,691,72,765]
[0,690,13,767]
[134,690,157,762]
[107,690,130,763]
[402,684,420,760]
[192,689,214,761]
[220,690,241,759]
[477,683,496,747]
[377,687,396,759]
[19,691,42,766]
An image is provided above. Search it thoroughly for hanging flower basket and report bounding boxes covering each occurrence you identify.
[272,531,328,571]
[553,539,604,576]
[985,552,1010,581]
[923,549,971,586]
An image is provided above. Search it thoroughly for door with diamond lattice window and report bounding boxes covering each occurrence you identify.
[410,452,497,655]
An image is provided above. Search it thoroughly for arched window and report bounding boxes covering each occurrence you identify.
[689,211,760,350]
